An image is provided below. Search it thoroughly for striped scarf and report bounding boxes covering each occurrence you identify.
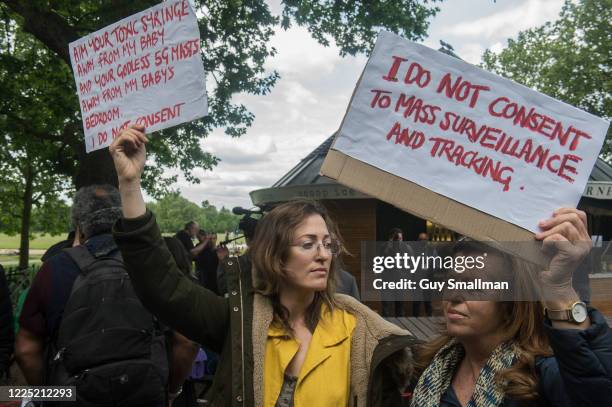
[411,339,518,407]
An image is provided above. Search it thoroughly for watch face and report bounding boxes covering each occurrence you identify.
[571,302,588,323]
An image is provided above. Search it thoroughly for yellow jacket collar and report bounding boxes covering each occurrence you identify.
[266,304,351,347]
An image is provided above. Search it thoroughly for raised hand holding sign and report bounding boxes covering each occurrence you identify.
[109,125,147,218]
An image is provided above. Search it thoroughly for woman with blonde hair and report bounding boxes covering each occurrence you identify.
[409,214,612,407]
[109,125,415,406]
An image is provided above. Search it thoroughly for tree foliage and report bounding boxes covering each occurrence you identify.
[147,193,241,233]
[482,0,611,162]
[0,0,441,266]
[30,199,72,235]
[281,0,440,56]
[0,0,441,196]
[0,22,73,267]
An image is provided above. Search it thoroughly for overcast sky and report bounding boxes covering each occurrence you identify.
[173,0,566,210]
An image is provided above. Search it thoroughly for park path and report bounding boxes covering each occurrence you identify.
[0,249,45,255]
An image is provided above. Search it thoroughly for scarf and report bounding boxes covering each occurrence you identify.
[410,339,518,407]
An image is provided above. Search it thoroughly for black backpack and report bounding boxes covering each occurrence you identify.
[46,240,168,406]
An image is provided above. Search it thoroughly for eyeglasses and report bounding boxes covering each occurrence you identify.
[291,240,341,255]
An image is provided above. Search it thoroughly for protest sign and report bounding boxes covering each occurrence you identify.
[69,0,207,153]
[322,31,609,240]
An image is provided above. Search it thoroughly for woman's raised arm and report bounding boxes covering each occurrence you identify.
[109,124,148,218]
[109,125,230,351]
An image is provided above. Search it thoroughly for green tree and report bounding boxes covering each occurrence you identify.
[481,0,611,162]
[148,193,203,233]
[147,193,241,234]
[0,25,73,268]
[0,142,71,268]
[199,200,220,232]
[1,0,441,263]
[0,0,441,194]
[30,200,72,235]
[206,205,241,234]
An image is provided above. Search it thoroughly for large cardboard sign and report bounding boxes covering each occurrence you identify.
[325,31,609,236]
[69,0,208,153]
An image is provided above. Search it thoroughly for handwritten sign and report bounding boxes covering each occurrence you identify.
[69,0,207,153]
[333,31,609,233]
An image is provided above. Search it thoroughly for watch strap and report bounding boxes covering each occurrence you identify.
[545,301,587,323]
[545,308,571,321]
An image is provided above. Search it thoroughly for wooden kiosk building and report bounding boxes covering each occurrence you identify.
[250,136,612,311]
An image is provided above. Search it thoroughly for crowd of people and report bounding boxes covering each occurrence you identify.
[0,124,609,406]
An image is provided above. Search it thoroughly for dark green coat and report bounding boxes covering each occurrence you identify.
[114,211,416,406]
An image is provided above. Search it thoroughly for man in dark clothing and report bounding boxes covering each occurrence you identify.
[0,265,14,384]
[194,230,219,294]
[337,268,360,301]
[175,221,199,253]
[16,185,128,385]
[412,232,436,317]
[176,221,213,269]
[381,228,413,317]
[15,185,193,405]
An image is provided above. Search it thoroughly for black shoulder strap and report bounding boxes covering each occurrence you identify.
[63,240,121,272]
[63,245,97,272]
[63,242,123,299]
[91,238,119,258]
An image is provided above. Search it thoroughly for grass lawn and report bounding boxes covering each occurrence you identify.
[0,255,43,268]
[0,233,64,250]
[0,233,61,268]
[0,232,246,267]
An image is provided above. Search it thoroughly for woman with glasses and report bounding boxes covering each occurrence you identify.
[109,125,416,407]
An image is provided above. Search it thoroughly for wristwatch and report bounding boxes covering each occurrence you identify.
[545,301,588,323]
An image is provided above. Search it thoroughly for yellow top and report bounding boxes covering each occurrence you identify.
[263,305,357,406]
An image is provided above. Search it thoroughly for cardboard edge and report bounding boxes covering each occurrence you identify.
[321,148,548,267]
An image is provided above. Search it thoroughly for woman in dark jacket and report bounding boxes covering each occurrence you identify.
[110,126,415,406]
[410,209,612,407]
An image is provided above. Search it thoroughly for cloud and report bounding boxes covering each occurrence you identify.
[175,0,566,209]
[202,133,278,166]
[221,174,280,188]
[489,41,505,54]
[455,42,487,66]
[266,26,344,75]
[177,170,280,210]
[422,0,565,64]
[441,0,564,41]
[283,80,318,106]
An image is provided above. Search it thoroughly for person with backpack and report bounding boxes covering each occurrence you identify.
[15,185,191,406]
